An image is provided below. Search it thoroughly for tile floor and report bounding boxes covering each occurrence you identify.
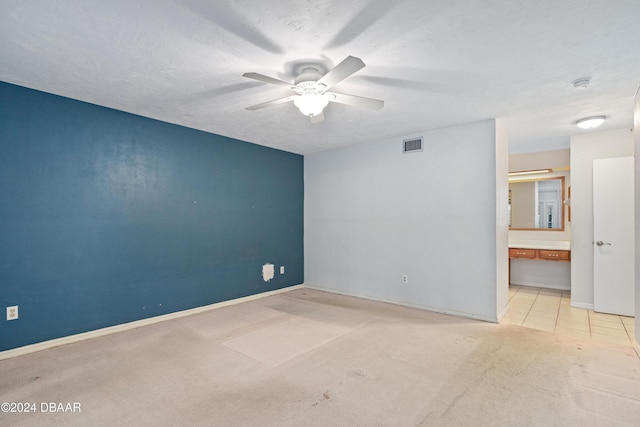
[503,285,636,348]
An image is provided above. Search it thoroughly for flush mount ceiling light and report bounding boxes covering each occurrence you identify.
[576,116,606,129]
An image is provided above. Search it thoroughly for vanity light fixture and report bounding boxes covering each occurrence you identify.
[508,169,552,177]
[576,116,606,129]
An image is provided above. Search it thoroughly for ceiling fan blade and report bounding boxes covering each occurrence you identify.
[242,72,295,88]
[310,112,324,123]
[245,95,298,111]
[317,56,366,90]
[326,91,384,110]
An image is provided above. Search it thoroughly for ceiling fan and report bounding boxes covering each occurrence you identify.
[242,55,384,123]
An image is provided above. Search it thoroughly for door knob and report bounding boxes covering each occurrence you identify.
[595,240,612,246]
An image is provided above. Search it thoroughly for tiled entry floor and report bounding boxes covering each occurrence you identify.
[503,285,636,348]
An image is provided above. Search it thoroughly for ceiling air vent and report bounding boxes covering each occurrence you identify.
[403,137,423,153]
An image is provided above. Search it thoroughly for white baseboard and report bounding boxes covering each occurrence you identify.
[0,284,304,361]
[570,301,594,310]
[305,285,499,323]
[510,281,571,291]
[497,303,510,321]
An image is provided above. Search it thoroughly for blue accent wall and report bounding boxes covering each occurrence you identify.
[0,81,303,351]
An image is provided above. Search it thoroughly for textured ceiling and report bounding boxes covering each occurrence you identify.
[1,0,639,154]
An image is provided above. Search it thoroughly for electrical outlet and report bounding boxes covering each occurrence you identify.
[280,266,285,274]
[6,306,18,321]
[402,275,408,284]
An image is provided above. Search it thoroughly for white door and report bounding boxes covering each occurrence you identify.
[593,156,635,316]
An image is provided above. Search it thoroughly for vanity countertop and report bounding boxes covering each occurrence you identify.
[508,240,571,250]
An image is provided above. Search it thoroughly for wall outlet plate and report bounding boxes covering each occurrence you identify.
[402,275,408,284]
[280,266,285,274]
[6,305,18,320]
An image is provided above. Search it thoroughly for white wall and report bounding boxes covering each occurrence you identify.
[635,88,640,346]
[495,120,510,318]
[570,128,634,308]
[508,149,571,289]
[510,261,571,290]
[304,120,509,322]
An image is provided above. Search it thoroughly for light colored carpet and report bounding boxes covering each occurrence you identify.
[1,288,639,426]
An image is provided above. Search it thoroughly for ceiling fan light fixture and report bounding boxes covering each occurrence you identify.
[576,115,606,129]
[293,93,329,117]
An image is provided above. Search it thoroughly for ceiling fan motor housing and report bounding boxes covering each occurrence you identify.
[294,67,326,94]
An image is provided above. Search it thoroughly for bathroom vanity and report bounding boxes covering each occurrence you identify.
[509,241,571,262]
[508,240,571,289]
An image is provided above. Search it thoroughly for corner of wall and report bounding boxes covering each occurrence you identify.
[495,119,510,316]
[634,85,640,345]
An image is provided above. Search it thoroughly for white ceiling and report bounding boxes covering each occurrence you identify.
[1,0,638,155]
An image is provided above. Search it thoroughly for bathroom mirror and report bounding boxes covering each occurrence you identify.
[509,176,565,231]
